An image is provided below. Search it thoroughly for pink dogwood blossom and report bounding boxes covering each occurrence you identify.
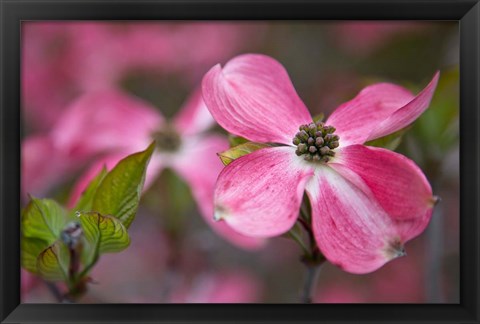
[202,54,439,273]
[44,88,262,250]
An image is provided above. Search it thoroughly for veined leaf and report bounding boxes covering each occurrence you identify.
[70,166,108,217]
[218,142,271,166]
[21,197,67,276]
[79,211,130,254]
[22,197,66,243]
[21,236,50,274]
[92,142,155,228]
[365,127,410,151]
[77,211,130,273]
[37,240,70,282]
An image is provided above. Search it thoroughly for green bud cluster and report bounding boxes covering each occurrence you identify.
[152,126,182,152]
[292,121,339,162]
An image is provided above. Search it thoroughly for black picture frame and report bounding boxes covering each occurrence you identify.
[1,0,479,323]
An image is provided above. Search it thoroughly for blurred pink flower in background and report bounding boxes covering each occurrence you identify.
[83,214,172,303]
[315,284,364,303]
[22,23,81,131]
[370,251,425,303]
[21,89,162,200]
[202,53,438,273]
[315,239,426,303]
[21,136,79,200]
[330,22,428,55]
[22,22,264,131]
[23,87,263,250]
[21,269,38,300]
[68,22,262,90]
[169,271,262,303]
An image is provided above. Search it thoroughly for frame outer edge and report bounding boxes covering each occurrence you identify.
[1,0,21,322]
[1,0,478,323]
[460,1,480,322]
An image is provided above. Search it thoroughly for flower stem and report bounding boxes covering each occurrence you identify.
[297,196,325,303]
[299,205,311,223]
[286,228,310,256]
[300,256,325,304]
[300,261,323,303]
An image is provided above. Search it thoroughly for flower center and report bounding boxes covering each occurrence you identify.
[292,122,339,162]
[152,125,182,152]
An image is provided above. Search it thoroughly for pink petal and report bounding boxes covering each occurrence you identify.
[306,167,404,274]
[51,90,163,159]
[330,145,434,240]
[326,72,439,146]
[172,87,215,136]
[171,134,264,250]
[202,54,312,145]
[213,146,314,237]
[368,72,439,140]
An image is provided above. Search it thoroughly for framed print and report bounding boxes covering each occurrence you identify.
[1,0,479,323]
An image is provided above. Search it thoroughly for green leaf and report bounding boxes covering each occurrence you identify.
[70,166,108,217]
[22,197,66,244]
[79,211,130,254]
[77,211,130,275]
[218,142,271,166]
[37,240,70,282]
[92,142,155,228]
[21,237,50,274]
[228,135,249,147]
[21,197,67,275]
[365,127,410,151]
